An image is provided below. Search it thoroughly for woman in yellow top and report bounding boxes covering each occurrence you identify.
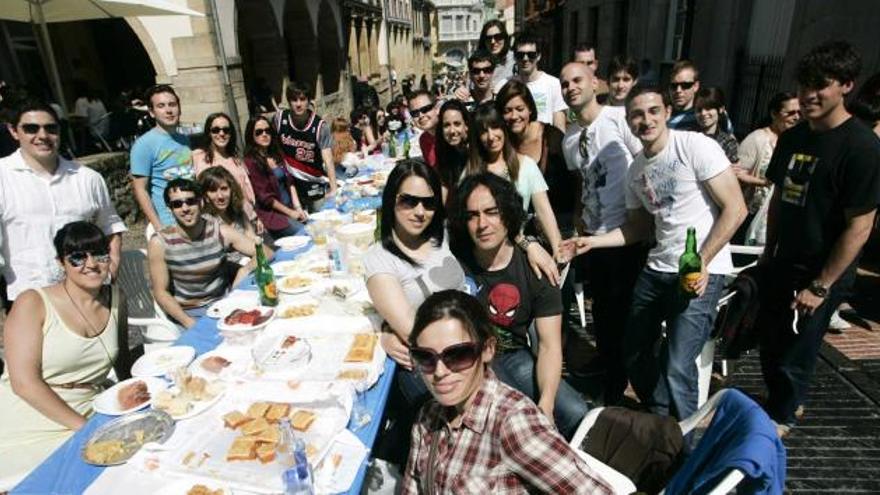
[0,221,133,484]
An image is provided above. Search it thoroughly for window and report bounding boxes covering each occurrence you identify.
[441,15,451,33]
[455,15,464,32]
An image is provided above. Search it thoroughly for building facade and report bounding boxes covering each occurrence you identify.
[435,0,484,66]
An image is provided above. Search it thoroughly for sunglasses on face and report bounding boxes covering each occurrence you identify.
[410,103,435,118]
[470,66,494,75]
[486,33,505,43]
[669,81,696,91]
[66,251,111,268]
[210,126,231,135]
[514,51,539,61]
[410,342,483,374]
[19,123,60,135]
[253,127,270,137]
[169,197,200,209]
[396,193,438,211]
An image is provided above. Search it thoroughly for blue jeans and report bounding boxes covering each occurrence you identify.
[624,268,724,421]
[492,348,590,440]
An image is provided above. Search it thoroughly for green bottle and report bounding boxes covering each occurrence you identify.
[374,208,382,242]
[254,238,278,306]
[388,134,398,158]
[679,227,702,298]
[403,133,411,158]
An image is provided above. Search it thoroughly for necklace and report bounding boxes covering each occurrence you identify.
[63,282,115,366]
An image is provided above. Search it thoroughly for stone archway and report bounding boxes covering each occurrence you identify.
[316,0,343,94]
[284,0,319,90]
[236,0,288,110]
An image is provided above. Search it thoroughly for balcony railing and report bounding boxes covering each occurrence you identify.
[438,30,480,42]
[433,0,479,7]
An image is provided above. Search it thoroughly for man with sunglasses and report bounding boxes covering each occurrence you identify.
[559,62,644,404]
[450,173,591,440]
[406,90,437,167]
[148,178,270,329]
[0,101,126,308]
[757,41,880,436]
[666,60,702,132]
[454,51,497,112]
[504,32,568,131]
[130,84,193,231]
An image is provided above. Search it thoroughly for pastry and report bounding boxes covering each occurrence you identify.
[289,409,316,431]
[344,333,378,363]
[255,443,276,464]
[223,410,252,430]
[240,417,270,436]
[336,369,368,380]
[246,402,271,418]
[265,403,290,423]
[226,436,258,462]
[253,425,280,444]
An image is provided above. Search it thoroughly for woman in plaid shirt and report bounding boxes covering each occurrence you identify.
[401,290,611,494]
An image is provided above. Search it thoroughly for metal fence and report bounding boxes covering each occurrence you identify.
[730,54,785,137]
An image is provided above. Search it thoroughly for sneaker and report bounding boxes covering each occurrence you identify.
[828,310,850,333]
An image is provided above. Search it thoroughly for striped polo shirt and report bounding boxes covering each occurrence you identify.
[159,216,228,308]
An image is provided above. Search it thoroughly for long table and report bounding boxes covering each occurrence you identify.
[12,243,397,495]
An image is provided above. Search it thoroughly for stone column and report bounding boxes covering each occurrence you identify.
[349,19,361,76]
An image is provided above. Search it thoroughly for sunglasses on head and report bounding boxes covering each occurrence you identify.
[470,66,494,75]
[169,197,200,209]
[410,342,483,374]
[514,50,539,61]
[410,103,435,118]
[210,126,231,135]
[253,127,270,137]
[65,251,111,268]
[486,33,506,43]
[397,193,438,211]
[669,81,696,91]
[19,123,60,135]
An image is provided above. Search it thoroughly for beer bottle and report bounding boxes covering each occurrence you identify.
[679,227,702,298]
[254,238,278,306]
[403,133,411,158]
[374,208,382,242]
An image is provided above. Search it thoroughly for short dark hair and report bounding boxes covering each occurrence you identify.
[407,89,434,106]
[607,55,639,79]
[468,50,495,71]
[450,172,525,256]
[54,221,109,259]
[670,59,700,81]
[850,72,880,124]
[478,20,510,60]
[144,84,180,109]
[796,40,862,88]
[13,100,59,126]
[410,290,497,350]
[626,83,671,110]
[285,80,312,102]
[495,79,538,124]
[163,178,201,205]
[380,159,445,266]
[768,91,798,116]
[572,43,596,57]
[694,86,726,110]
[513,31,541,52]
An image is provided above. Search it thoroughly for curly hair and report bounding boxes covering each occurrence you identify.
[449,172,525,257]
[197,166,247,227]
[796,40,862,88]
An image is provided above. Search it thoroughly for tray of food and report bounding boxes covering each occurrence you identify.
[153,369,226,420]
[216,306,275,333]
[82,409,175,465]
[93,377,168,416]
[277,297,320,319]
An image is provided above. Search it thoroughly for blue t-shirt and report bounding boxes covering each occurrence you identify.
[130,127,193,225]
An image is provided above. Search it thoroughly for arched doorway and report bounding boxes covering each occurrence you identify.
[236,0,288,113]
[317,0,343,94]
[284,0,319,91]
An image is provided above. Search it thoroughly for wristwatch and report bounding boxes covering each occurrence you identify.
[516,235,534,252]
[807,280,829,298]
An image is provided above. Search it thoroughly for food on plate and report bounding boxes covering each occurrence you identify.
[226,436,259,462]
[223,410,252,430]
[256,443,277,464]
[200,355,231,373]
[345,333,378,363]
[246,402,271,419]
[281,304,317,318]
[182,451,197,465]
[253,425,280,444]
[153,390,190,416]
[330,284,352,299]
[289,409,316,432]
[240,417,271,436]
[181,375,215,401]
[153,370,222,417]
[308,265,330,275]
[84,439,127,464]
[223,308,273,327]
[117,380,151,410]
[282,276,313,289]
[281,336,299,349]
[265,403,291,423]
[336,369,368,381]
[353,211,375,224]
[186,485,224,495]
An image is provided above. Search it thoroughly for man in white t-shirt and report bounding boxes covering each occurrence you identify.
[560,62,644,404]
[575,84,746,423]
[499,32,567,130]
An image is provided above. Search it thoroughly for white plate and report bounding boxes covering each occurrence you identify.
[274,235,310,251]
[93,377,167,416]
[206,292,259,319]
[132,346,197,377]
[277,297,320,319]
[189,349,247,379]
[270,259,301,276]
[155,478,231,495]
[153,382,226,421]
[279,273,319,294]
[216,306,276,333]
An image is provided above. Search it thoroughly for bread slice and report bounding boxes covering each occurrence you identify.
[253,425,280,445]
[240,417,271,436]
[290,409,316,431]
[226,436,258,462]
[246,402,271,419]
[336,369,368,380]
[344,334,377,363]
[265,403,291,423]
[255,443,276,464]
[223,410,252,430]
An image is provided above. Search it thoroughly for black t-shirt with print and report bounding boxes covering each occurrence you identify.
[766,118,880,274]
[462,247,563,352]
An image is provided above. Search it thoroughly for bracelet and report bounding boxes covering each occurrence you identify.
[516,235,535,252]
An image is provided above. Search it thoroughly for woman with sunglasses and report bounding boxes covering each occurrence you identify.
[435,99,472,205]
[0,221,134,482]
[464,102,566,267]
[401,290,611,494]
[477,20,515,87]
[497,80,580,236]
[243,115,308,239]
[193,113,259,229]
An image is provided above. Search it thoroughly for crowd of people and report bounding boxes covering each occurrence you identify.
[1,16,879,491]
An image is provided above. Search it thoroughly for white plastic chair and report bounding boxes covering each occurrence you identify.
[570,390,746,495]
[118,249,180,351]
